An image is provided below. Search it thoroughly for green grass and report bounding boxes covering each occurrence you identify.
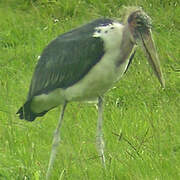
[0,0,179,179]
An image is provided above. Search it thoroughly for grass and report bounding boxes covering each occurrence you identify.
[0,0,179,179]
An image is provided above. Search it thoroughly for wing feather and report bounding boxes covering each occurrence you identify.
[28,19,113,100]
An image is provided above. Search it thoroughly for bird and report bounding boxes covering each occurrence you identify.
[17,7,165,179]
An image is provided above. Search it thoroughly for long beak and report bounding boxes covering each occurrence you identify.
[140,30,165,88]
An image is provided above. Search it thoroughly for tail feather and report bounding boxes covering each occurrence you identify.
[16,101,48,121]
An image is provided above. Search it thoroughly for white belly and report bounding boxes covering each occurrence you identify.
[64,50,130,102]
[31,50,130,113]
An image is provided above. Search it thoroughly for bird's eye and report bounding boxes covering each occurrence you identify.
[137,21,143,26]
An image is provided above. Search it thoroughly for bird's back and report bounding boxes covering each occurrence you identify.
[17,18,115,121]
[28,18,114,99]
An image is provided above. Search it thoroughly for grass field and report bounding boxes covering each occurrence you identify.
[0,0,179,179]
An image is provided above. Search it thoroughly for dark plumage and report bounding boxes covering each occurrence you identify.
[17,19,117,121]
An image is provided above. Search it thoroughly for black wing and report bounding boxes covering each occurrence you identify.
[124,49,136,74]
[28,18,114,100]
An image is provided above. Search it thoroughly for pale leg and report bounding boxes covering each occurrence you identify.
[96,96,106,167]
[46,102,67,180]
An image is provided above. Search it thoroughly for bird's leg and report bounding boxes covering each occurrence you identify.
[46,102,67,180]
[96,96,106,168]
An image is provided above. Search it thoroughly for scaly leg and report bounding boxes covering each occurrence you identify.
[46,102,67,180]
[96,96,106,167]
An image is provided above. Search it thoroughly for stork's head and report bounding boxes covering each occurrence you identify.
[127,9,165,87]
[128,10,152,42]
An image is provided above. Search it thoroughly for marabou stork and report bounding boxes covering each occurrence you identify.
[17,7,165,179]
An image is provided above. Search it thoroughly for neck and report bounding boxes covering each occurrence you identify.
[115,24,135,67]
